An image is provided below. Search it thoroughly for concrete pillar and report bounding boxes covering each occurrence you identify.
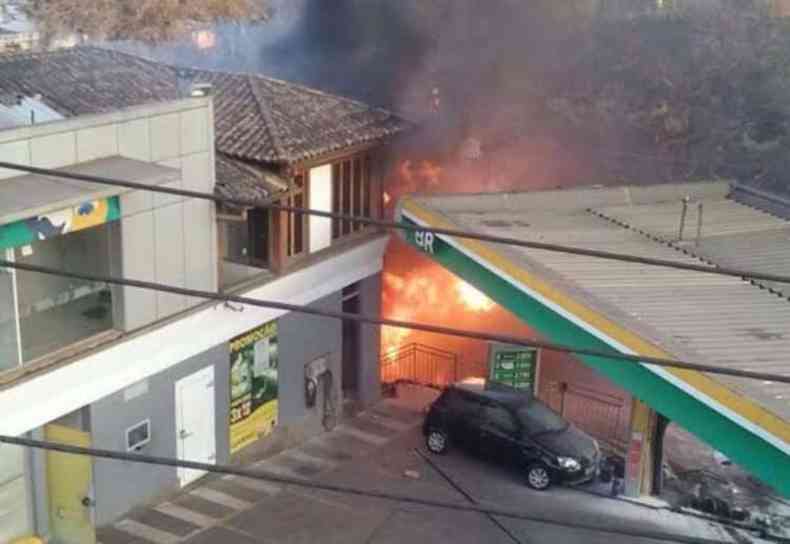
[624,399,659,497]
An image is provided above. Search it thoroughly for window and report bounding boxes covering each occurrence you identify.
[0,266,19,372]
[517,400,569,435]
[448,391,483,419]
[285,173,306,258]
[483,404,518,434]
[219,208,272,289]
[331,154,373,239]
[12,224,115,363]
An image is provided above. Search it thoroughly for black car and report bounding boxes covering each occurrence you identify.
[423,379,600,490]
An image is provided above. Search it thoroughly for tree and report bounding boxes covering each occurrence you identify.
[24,0,271,43]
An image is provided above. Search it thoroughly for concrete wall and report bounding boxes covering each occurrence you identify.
[89,344,229,526]
[253,272,381,450]
[277,291,343,439]
[0,97,218,333]
[114,102,217,329]
[357,273,382,407]
[86,272,381,524]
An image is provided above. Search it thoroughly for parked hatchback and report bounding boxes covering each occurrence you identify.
[423,378,600,490]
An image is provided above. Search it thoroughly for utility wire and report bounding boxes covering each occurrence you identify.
[414,447,522,544]
[2,161,790,285]
[2,258,789,385]
[0,434,733,544]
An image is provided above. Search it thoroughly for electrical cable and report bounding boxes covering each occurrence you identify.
[414,447,522,544]
[0,434,735,544]
[2,160,790,285]
[1,258,789,385]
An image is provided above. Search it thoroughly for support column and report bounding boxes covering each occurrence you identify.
[624,398,659,497]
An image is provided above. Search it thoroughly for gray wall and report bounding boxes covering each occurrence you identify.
[116,103,218,331]
[89,344,229,526]
[275,272,381,437]
[0,97,218,336]
[357,273,382,407]
[89,273,381,523]
[277,291,343,438]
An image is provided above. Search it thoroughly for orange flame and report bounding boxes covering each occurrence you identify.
[398,159,443,192]
[383,191,392,206]
[192,30,216,50]
[456,281,495,312]
[381,269,495,360]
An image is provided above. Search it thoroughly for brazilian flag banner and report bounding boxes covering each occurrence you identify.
[0,197,121,251]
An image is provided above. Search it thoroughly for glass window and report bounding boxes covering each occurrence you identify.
[0,264,20,372]
[0,445,31,542]
[222,219,251,265]
[517,400,569,434]
[447,391,482,419]
[330,154,374,241]
[483,405,518,434]
[14,224,115,362]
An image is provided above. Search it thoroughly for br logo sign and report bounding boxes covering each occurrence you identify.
[414,230,435,254]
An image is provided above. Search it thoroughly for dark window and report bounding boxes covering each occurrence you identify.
[517,400,568,435]
[341,161,352,235]
[247,208,270,266]
[448,391,483,419]
[332,163,341,238]
[363,156,371,218]
[293,193,304,255]
[285,173,306,259]
[483,404,518,434]
[331,153,374,240]
[352,158,362,231]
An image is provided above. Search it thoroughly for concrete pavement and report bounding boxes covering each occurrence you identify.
[97,385,767,544]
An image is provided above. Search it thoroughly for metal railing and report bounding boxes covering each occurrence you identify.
[381,343,459,388]
[543,381,630,452]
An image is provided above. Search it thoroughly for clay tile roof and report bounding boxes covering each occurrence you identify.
[215,153,288,205]
[0,46,412,165]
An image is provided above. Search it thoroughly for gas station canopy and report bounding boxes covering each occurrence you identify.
[397,181,790,497]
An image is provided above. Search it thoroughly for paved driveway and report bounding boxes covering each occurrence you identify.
[98,388,762,544]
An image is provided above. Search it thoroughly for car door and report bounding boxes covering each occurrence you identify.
[479,402,522,465]
[447,391,484,453]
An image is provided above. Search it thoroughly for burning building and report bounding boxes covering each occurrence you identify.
[0,44,411,539]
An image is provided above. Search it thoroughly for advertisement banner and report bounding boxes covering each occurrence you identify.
[229,321,279,454]
[0,196,121,251]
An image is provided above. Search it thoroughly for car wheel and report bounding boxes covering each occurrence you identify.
[426,429,449,454]
[526,463,552,490]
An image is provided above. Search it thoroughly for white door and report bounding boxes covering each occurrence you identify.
[309,164,333,253]
[175,366,216,487]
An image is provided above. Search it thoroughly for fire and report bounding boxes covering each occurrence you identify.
[381,269,495,359]
[398,159,443,191]
[192,30,216,50]
[456,281,495,312]
[383,191,392,206]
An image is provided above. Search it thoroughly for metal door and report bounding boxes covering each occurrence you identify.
[45,423,96,544]
[175,366,216,487]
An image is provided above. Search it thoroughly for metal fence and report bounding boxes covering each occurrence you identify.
[542,381,630,452]
[380,343,459,388]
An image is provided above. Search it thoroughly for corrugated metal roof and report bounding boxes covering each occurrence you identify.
[592,187,790,299]
[415,182,790,422]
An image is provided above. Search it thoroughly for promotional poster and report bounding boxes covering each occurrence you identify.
[229,321,279,454]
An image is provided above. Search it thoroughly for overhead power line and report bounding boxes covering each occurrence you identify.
[0,434,734,544]
[2,258,789,385]
[1,161,790,285]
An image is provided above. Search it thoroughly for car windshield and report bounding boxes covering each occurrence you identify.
[516,400,569,435]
